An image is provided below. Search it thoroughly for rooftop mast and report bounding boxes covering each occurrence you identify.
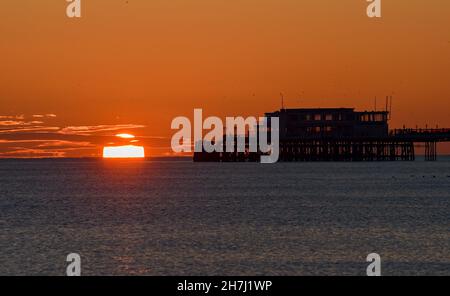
[389,95,393,120]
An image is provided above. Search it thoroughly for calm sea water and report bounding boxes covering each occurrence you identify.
[0,158,449,276]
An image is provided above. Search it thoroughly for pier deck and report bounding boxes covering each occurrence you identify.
[194,130,450,162]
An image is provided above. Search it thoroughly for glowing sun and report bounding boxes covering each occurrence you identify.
[102,133,145,158]
[103,145,145,158]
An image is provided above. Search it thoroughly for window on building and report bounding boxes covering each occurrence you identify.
[374,113,386,122]
[361,114,370,122]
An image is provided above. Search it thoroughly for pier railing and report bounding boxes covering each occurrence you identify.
[389,128,450,142]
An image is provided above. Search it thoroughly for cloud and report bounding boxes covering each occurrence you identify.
[59,124,146,135]
[0,126,60,134]
[0,139,49,144]
[0,142,97,158]
[0,120,45,126]
[0,139,93,148]
[37,140,94,149]
[0,121,24,126]
[0,115,25,120]
[0,148,66,158]
[32,114,56,118]
[137,135,168,139]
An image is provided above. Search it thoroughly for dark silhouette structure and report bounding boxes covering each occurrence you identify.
[194,108,450,162]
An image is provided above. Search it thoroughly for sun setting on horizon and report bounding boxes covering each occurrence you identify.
[103,145,145,159]
[102,133,145,158]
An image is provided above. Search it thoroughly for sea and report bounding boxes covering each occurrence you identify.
[0,158,449,276]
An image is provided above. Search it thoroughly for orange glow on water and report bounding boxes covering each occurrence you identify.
[103,145,145,158]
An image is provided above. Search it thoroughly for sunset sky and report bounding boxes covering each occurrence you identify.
[1,0,449,157]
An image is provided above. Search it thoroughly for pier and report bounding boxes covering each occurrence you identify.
[194,108,450,162]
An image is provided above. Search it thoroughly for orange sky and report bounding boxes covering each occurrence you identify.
[1,0,449,157]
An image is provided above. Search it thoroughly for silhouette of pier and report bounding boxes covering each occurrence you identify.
[194,108,450,162]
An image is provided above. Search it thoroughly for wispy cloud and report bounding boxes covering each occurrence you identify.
[0,120,46,126]
[0,148,66,158]
[0,142,96,158]
[59,124,146,135]
[37,140,94,148]
[0,126,60,134]
[0,120,25,126]
[32,114,56,118]
[0,139,50,144]
[0,139,93,147]
[0,115,25,120]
